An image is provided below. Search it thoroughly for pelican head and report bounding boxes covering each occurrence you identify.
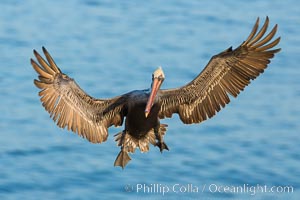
[145,67,165,118]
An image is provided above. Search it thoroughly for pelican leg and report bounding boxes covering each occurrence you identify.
[154,123,169,153]
[114,131,131,169]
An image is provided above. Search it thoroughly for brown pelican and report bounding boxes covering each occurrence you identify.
[31,17,280,168]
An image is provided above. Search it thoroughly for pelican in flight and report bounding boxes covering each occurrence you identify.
[31,17,280,168]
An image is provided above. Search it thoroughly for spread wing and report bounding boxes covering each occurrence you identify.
[31,47,128,143]
[158,17,281,124]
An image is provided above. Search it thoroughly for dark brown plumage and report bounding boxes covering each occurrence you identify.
[31,17,280,168]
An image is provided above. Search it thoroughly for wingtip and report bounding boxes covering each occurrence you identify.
[33,49,39,57]
[265,16,269,22]
[273,24,278,32]
[33,79,39,85]
[244,17,261,45]
[40,46,62,73]
[256,16,260,24]
[263,16,270,31]
[42,46,48,54]
[30,58,36,65]
[277,36,281,42]
[33,79,46,90]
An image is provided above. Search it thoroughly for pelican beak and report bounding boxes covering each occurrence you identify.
[145,77,163,118]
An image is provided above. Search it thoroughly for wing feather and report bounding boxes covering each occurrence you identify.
[32,47,127,143]
[158,17,281,124]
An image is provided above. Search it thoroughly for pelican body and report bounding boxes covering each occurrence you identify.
[31,17,280,168]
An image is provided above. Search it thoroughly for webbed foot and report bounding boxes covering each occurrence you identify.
[156,141,169,153]
[114,151,131,169]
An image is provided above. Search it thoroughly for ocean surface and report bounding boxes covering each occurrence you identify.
[1,0,299,199]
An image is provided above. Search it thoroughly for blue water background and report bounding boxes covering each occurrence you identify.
[0,0,299,199]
